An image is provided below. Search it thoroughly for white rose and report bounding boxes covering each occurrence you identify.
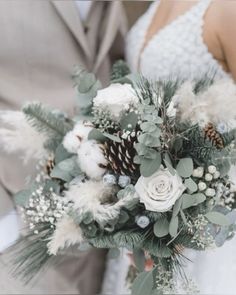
[93,83,138,120]
[135,168,186,212]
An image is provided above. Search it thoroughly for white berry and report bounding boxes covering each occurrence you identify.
[192,167,204,178]
[205,188,216,197]
[208,165,217,174]
[205,173,213,182]
[198,182,207,191]
[213,171,221,179]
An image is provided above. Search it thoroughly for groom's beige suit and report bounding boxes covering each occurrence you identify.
[0,1,127,294]
[0,1,150,294]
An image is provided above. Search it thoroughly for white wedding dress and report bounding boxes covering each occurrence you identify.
[102,1,236,294]
[126,0,236,294]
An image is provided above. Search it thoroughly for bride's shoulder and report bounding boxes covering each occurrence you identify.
[210,0,236,23]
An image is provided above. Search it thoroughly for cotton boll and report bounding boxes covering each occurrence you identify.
[77,140,108,180]
[63,131,80,153]
[62,120,93,153]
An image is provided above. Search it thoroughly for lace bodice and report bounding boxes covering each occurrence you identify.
[126,0,230,81]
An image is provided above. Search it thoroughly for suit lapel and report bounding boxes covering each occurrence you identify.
[52,0,92,60]
[93,1,128,73]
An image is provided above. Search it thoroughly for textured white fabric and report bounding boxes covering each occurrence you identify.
[126,0,230,81]
[125,1,236,293]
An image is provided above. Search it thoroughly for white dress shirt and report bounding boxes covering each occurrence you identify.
[75,1,93,21]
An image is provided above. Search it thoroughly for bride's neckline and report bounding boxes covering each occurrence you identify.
[138,0,210,69]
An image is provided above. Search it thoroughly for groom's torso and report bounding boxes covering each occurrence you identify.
[0,0,127,209]
[0,0,127,112]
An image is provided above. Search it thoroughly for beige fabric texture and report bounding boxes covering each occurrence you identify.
[0,1,127,294]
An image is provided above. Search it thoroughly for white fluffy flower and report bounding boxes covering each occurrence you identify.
[93,83,139,120]
[0,111,47,163]
[135,168,186,212]
[47,217,84,255]
[63,120,93,153]
[66,181,118,224]
[176,80,236,126]
[77,140,107,180]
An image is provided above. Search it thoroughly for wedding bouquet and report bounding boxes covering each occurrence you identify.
[1,62,236,294]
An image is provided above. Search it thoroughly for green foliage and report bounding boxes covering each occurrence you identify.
[23,103,72,138]
[73,67,102,117]
[176,123,217,165]
[133,248,145,272]
[11,225,54,283]
[50,156,82,182]
[132,270,155,295]
[111,60,131,82]
[154,217,169,238]
[182,193,206,210]
[176,158,193,178]
[205,211,230,226]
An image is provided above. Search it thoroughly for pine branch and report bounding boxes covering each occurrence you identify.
[111,60,131,82]
[11,224,54,283]
[23,103,72,138]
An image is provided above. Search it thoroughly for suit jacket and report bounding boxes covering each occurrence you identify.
[0,1,127,294]
[0,0,127,217]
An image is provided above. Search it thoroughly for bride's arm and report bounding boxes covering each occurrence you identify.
[217,1,236,81]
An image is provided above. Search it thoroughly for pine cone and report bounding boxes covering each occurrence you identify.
[204,122,224,149]
[105,130,139,176]
[45,157,55,175]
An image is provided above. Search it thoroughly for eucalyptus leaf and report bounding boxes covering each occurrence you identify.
[55,144,72,164]
[14,189,32,206]
[133,248,145,272]
[140,122,157,133]
[140,153,161,177]
[215,227,230,247]
[58,158,75,172]
[184,178,198,193]
[182,193,206,210]
[154,217,169,238]
[172,197,183,218]
[205,212,230,226]
[138,133,161,147]
[176,158,193,178]
[88,129,106,142]
[43,179,61,194]
[164,153,175,176]
[50,165,72,182]
[180,210,187,224]
[169,216,179,237]
[121,112,138,131]
[132,271,154,295]
[103,132,122,143]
